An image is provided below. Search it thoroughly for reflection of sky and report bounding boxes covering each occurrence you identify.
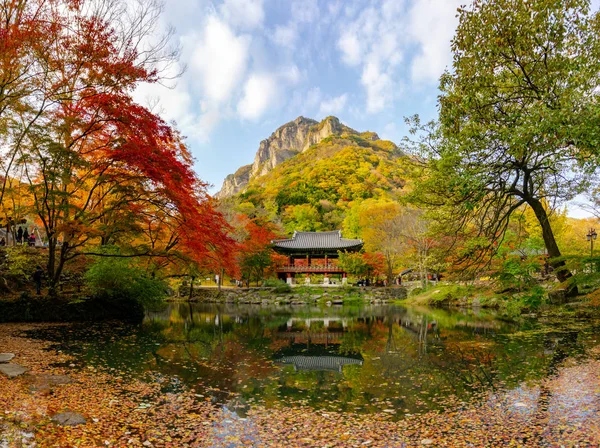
[490,362,599,426]
[209,407,261,446]
[548,364,599,423]
[502,386,539,417]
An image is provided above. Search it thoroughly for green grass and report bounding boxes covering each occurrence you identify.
[403,284,479,306]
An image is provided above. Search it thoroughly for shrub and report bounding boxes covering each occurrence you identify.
[262,278,292,293]
[410,287,423,296]
[493,256,537,292]
[84,256,166,308]
[3,246,47,286]
[522,285,547,308]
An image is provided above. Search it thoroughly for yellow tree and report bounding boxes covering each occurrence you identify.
[559,217,599,256]
[359,200,406,285]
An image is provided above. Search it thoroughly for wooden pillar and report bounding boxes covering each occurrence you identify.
[325,254,328,267]
[289,256,294,266]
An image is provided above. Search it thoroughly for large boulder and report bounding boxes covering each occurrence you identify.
[26,374,72,392]
[0,353,15,363]
[0,363,27,378]
[548,289,567,305]
[51,412,86,426]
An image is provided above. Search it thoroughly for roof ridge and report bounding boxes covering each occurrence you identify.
[295,230,341,234]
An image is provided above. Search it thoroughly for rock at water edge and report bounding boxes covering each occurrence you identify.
[0,363,27,378]
[51,412,86,426]
[0,353,15,363]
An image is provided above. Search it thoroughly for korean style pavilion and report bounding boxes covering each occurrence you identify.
[272,230,363,284]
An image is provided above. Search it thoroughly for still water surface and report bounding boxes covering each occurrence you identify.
[31,302,600,418]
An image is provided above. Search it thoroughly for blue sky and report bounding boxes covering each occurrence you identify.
[132,0,597,219]
[133,0,461,192]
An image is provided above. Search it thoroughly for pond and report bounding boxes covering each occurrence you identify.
[26,302,600,420]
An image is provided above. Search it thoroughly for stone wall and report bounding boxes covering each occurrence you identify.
[176,286,408,305]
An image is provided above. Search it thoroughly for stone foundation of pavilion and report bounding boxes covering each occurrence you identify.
[272,230,363,285]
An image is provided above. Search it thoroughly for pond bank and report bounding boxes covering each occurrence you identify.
[401,282,600,316]
[0,294,144,323]
[182,285,408,305]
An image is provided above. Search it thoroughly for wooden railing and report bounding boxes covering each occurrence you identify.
[276,264,344,273]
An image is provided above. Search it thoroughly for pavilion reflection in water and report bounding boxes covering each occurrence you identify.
[276,355,363,373]
[273,316,364,373]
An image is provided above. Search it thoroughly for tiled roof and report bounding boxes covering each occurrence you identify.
[272,230,363,250]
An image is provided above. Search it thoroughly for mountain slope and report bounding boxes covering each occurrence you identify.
[216,116,355,198]
[219,117,412,235]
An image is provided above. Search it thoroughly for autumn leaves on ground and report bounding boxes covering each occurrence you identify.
[1,323,599,447]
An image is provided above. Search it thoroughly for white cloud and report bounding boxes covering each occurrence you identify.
[140,0,463,146]
[133,79,220,144]
[193,108,222,142]
[382,0,404,17]
[279,64,302,85]
[338,31,362,66]
[408,0,462,83]
[361,61,394,113]
[133,58,217,140]
[190,16,250,105]
[291,0,319,23]
[335,0,460,113]
[319,93,348,116]
[272,23,298,49]
[220,0,265,30]
[286,86,322,117]
[336,4,405,114]
[237,73,279,120]
[327,1,343,19]
[270,0,320,50]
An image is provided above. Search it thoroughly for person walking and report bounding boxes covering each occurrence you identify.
[23,228,29,245]
[16,226,23,244]
[33,266,44,295]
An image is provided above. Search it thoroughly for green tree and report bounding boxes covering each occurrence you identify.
[337,251,369,278]
[282,204,322,233]
[84,253,166,307]
[408,0,600,294]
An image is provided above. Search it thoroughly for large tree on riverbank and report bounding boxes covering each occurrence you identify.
[408,0,600,293]
[0,0,236,295]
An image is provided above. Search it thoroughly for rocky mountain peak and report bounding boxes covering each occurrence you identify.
[216,116,355,199]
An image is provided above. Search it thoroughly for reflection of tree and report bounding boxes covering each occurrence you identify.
[433,342,497,393]
[532,331,580,445]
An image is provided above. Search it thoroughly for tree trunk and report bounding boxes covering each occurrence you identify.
[527,197,577,295]
[188,276,195,300]
[47,238,57,296]
[385,254,394,287]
